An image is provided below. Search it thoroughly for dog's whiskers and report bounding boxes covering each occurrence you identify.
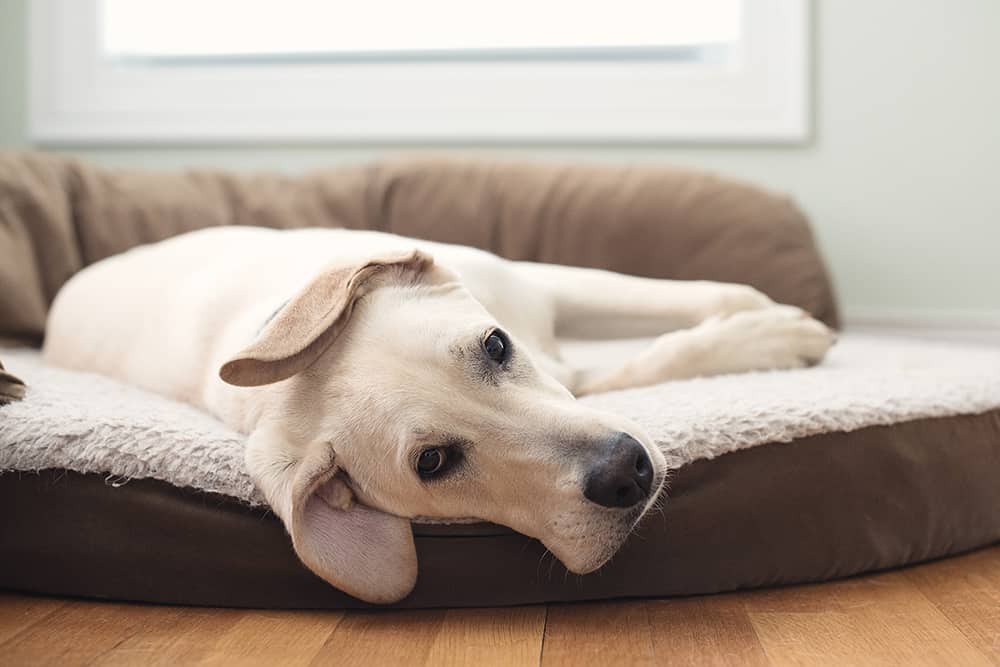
[535,546,556,580]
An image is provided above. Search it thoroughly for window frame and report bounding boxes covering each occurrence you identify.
[29,0,810,144]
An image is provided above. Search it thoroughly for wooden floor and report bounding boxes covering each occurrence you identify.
[2,546,998,666]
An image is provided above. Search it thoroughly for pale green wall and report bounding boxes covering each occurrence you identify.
[0,0,26,149]
[2,0,998,323]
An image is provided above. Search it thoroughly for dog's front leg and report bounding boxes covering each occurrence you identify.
[570,306,835,395]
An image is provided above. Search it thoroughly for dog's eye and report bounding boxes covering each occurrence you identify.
[483,329,510,364]
[416,447,448,478]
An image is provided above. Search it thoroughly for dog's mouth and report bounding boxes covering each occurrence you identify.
[545,466,667,575]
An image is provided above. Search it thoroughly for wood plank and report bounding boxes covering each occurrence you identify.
[907,547,1000,665]
[0,599,212,666]
[740,583,842,615]
[197,610,345,666]
[541,601,654,667]
[425,606,546,667]
[749,572,991,667]
[646,595,769,667]
[311,610,446,665]
[0,593,68,645]
[90,606,245,666]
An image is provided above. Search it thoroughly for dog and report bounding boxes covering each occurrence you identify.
[43,225,834,603]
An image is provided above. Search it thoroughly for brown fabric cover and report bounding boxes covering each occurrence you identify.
[2,410,998,608]
[0,152,839,344]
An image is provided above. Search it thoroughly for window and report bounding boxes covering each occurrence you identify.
[30,0,808,143]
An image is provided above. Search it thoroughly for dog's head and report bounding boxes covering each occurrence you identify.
[220,250,667,603]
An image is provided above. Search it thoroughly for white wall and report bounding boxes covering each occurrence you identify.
[2,0,998,324]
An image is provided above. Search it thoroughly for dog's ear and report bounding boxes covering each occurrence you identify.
[247,426,417,604]
[219,249,435,387]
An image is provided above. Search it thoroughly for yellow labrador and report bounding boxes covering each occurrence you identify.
[44,226,834,603]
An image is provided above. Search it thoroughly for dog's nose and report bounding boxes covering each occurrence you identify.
[583,432,654,508]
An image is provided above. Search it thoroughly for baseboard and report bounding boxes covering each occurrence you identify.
[843,307,1000,345]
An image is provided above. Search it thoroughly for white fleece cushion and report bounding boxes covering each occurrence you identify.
[2,334,999,506]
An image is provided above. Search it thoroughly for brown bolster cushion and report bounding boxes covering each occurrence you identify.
[0,152,838,344]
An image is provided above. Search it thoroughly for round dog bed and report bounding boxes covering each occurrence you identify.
[0,155,997,608]
[2,335,998,608]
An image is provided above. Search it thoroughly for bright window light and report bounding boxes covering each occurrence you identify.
[101,0,742,60]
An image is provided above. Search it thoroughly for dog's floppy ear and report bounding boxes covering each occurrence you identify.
[247,426,417,604]
[220,249,435,387]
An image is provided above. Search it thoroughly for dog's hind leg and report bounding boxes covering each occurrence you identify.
[567,306,835,395]
[513,262,777,340]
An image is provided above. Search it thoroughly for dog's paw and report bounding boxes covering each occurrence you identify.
[700,305,836,374]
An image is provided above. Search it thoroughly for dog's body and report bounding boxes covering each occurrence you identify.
[45,226,834,603]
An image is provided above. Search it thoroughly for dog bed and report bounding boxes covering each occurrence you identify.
[2,336,999,608]
[1,154,997,608]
